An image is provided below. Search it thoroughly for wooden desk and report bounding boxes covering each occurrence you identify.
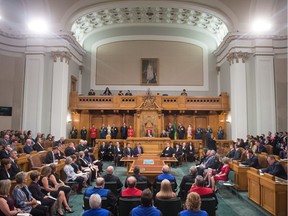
[247,169,288,216]
[230,160,250,191]
[126,138,171,154]
[121,154,177,182]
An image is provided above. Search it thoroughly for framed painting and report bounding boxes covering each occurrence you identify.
[141,58,158,85]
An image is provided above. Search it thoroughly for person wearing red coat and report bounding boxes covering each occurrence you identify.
[127,125,134,137]
[90,125,97,146]
[211,157,230,191]
[121,176,142,197]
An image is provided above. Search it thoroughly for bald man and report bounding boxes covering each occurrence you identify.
[121,176,142,197]
[153,165,177,191]
[103,166,123,193]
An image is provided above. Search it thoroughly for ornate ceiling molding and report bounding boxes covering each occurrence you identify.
[71,6,228,45]
[227,51,250,65]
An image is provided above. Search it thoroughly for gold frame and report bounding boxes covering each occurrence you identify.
[141,58,159,85]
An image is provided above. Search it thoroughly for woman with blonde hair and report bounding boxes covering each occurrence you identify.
[0,179,23,216]
[64,157,84,194]
[155,179,176,199]
[39,166,73,215]
[178,192,208,216]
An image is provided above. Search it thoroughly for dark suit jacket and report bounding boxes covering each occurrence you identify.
[123,147,133,157]
[103,174,123,190]
[226,149,236,158]
[77,144,88,152]
[120,126,128,139]
[0,149,9,160]
[23,145,34,154]
[125,174,151,188]
[0,167,12,180]
[179,174,197,191]
[232,149,242,160]
[161,147,175,157]
[65,147,76,156]
[33,142,44,152]
[28,181,46,201]
[111,127,118,139]
[10,159,21,179]
[174,148,183,157]
[177,126,185,139]
[262,161,287,179]
[133,146,144,156]
[244,154,260,169]
[45,151,56,164]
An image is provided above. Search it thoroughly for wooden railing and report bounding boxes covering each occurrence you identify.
[69,91,230,111]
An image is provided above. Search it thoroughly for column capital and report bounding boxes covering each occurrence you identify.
[227,51,250,65]
[51,51,71,64]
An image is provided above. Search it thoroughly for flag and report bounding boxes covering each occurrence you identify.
[174,117,177,140]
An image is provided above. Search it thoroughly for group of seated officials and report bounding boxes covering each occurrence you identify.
[88,87,133,96]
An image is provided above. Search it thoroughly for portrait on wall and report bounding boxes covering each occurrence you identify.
[141,58,158,85]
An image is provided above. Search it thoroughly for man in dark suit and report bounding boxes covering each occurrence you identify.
[195,126,203,140]
[261,155,287,179]
[98,142,107,160]
[114,142,123,166]
[106,142,115,161]
[123,143,133,157]
[197,150,216,176]
[166,122,174,140]
[255,140,268,154]
[100,124,108,139]
[124,166,151,188]
[23,139,34,154]
[177,123,185,139]
[160,143,174,157]
[120,123,128,139]
[174,143,183,166]
[33,137,44,152]
[111,124,118,139]
[54,137,65,147]
[232,145,242,160]
[103,166,123,193]
[64,142,77,156]
[241,149,260,169]
[187,142,195,162]
[226,144,236,158]
[77,139,88,152]
[133,143,144,157]
[179,166,197,199]
[0,134,11,147]
[9,150,21,179]
[45,147,59,164]
[160,129,168,137]
[0,144,12,159]
[0,158,12,180]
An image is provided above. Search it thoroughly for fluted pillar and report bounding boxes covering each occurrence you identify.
[50,51,71,139]
[227,52,250,140]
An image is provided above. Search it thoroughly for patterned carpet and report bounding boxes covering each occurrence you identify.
[66,161,271,216]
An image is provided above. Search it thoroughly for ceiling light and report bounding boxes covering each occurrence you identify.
[27,19,49,34]
[251,19,272,33]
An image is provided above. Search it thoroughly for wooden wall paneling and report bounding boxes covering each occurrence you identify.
[72,112,80,137]
[208,114,218,138]
[157,113,164,137]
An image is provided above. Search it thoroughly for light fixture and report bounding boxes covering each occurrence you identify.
[251,19,272,33]
[27,18,49,34]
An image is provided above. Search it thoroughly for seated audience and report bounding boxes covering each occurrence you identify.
[85,149,104,173]
[103,166,123,193]
[102,87,112,96]
[210,157,230,191]
[82,194,113,216]
[23,139,34,154]
[190,175,218,206]
[232,144,242,160]
[226,144,235,158]
[197,150,216,176]
[153,165,177,191]
[125,166,151,188]
[45,147,59,164]
[179,166,197,199]
[39,167,73,215]
[240,149,260,169]
[0,135,11,147]
[33,137,44,152]
[261,155,287,179]
[79,151,97,180]
[160,143,174,157]
[255,140,268,154]
[0,159,12,180]
[13,172,47,216]
[155,179,176,199]
[187,142,195,162]
[123,143,133,157]
[70,155,90,186]
[84,177,117,211]
[160,129,168,137]
[106,142,115,161]
[174,143,183,166]
[54,137,65,147]
[9,150,21,179]
[98,142,107,160]
[64,142,77,157]
[121,176,142,197]
[0,144,11,160]
[64,157,84,194]
[0,179,23,216]
[28,171,56,210]
[130,188,162,216]
[133,143,144,157]
[178,192,208,216]
[279,145,287,159]
[77,139,89,152]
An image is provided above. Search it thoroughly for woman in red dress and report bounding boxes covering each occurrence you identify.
[127,125,134,137]
[89,125,97,146]
[211,157,230,191]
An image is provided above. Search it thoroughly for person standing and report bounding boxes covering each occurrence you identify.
[100,124,108,139]
[166,123,174,140]
[120,123,128,139]
[80,126,87,140]
[127,125,134,138]
[195,126,203,140]
[89,125,97,146]
[177,123,185,140]
[111,123,118,139]
[217,126,224,140]
[70,126,78,139]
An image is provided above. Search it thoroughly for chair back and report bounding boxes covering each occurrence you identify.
[104,181,118,195]
[201,197,216,216]
[182,182,193,200]
[136,181,148,191]
[118,197,141,216]
[154,197,182,216]
[257,154,268,168]
[28,151,47,170]
[264,145,273,155]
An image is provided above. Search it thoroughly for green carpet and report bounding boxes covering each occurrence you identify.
[66,161,271,216]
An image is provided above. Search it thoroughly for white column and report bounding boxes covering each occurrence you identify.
[22,54,45,134]
[216,66,221,95]
[227,52,250,140]
[254,55,276,134]
[50,51,71,139]
[78,66,83,95]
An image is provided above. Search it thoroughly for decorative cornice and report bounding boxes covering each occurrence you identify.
[227,51,250,65]
[51,51,72,64]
